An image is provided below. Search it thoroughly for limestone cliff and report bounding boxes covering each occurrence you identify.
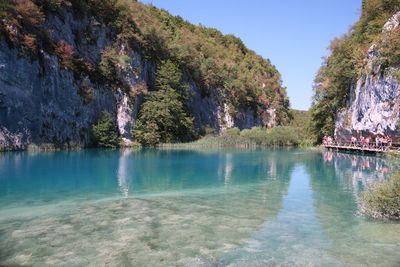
[0,6,279,151]
[334,12,400,140]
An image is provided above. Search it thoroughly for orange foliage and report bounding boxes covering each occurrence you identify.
[4,24,18,42]
[72,57,94,74]
[257,93,269,106]
[15,0,44,27]
[21,33,36,51]
[55,40,75,69]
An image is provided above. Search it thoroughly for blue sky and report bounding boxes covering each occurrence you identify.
[141,0,361,110]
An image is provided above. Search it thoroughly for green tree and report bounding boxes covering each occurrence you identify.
[133,60,195,146]
[92,111,120,148]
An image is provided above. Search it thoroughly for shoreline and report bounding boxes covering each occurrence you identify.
[1,141,398,159]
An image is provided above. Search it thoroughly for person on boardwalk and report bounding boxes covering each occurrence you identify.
[351,136,357,146]
[375,135,380,149]
[359,136,365,148]
[365,136,371,149]
[387,135,392,147]
[327,136,333,145]
[381,136,388,150]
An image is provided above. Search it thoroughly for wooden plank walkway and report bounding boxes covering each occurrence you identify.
[324,143,390,153]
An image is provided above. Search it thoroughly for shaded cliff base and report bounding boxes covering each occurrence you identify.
[0,141,84,152]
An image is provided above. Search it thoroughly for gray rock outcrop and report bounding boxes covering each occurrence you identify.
[334,12,400,140]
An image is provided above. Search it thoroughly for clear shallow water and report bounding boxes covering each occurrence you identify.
[0,148,399,266]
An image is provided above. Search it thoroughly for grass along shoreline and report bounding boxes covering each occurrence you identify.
[161,126,313,148]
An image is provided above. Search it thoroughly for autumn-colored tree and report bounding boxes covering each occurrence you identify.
[21,33,36,51]
[55,40,75,69]
[15,0,44,28]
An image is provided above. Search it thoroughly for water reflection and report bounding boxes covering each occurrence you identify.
[322,150,392,196]
[220,164,341,266]
[0,148,297,206]
[218,152,233,184]
[305,150,400,266]
[220,150,399,266]
[117,149,132,197]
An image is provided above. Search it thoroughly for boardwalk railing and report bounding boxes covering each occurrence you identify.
[323,141,393,153]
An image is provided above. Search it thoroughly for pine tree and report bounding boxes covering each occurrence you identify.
[92,111,120,148]
[133,60,195,146]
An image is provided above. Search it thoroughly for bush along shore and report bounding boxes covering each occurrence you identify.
[160,126,313,148]
[360,172,400,220]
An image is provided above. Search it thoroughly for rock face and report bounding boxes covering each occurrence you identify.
[334,12,400,141]
[0,38,116,150]
[0,9,272,151]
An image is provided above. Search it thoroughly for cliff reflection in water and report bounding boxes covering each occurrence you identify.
[322,150,392,195]
[219,150,400,266]
[114,148,295,197]
[117,149,133,197]
[306,150,400,267]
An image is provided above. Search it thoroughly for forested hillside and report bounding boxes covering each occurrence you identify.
[0,0,290,149]
[310,0,400,142]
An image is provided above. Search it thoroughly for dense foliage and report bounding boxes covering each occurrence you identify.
[92,111,120,148]
[286,109,311,128]
[310,0,400,142]
[360,172,400,220]
[133,60,195,146]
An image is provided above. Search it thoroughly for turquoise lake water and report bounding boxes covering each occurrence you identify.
[0,148,399,266]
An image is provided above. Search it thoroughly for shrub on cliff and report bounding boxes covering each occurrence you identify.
[375,27,400,70]
[360,172,400,220]
[92,111,120,148]
[99,46,132,85]
[0,0,15,20]
[133,60,195,146]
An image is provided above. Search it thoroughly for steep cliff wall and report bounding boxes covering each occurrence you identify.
[0,6,276,150]
[334,12,400,140]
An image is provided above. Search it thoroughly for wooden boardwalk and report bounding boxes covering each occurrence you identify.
[324,143,391,153]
